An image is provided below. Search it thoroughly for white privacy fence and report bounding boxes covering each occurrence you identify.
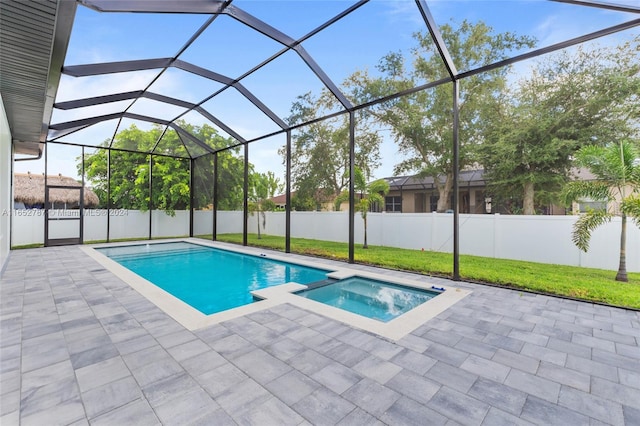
[11,210,639,272]
[11,210,191,246]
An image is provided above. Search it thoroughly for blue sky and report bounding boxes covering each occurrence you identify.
[16,0,639,183]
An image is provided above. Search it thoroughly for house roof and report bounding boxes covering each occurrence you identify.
[384,169,487,191]
[269,192,291,205]
[0,0,76,156]
[13,173,99,207]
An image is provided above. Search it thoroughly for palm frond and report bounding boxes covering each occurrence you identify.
[368,179,390,195]
[574,141,638,184]
[353,167,367,192]
[334,190,349,211]
[368,193,385,206]
[572,209,613,252]
[563,181,610,205]
[621,195,640,227]
[628,160,640,187]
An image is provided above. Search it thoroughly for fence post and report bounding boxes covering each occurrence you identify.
[493,213,500,258]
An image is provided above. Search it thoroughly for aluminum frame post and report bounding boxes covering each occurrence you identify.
[213,153,218,241]
[452,81,460,281]
[348,111,355,264]
[189,158,195,237]
[106,148,111,243]
[80,146,85,244]
[44,144,49,246]
[148,155,153,240]
[243,143,249,246]
[285,131,292,253]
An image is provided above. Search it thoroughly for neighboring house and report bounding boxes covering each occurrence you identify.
[269,190,347,211]
[383,167,632,215]
[272,167,623,215]
[382,170,490,214]
[268,192,288,210]
[381,169,570,215]
[569,167,626,215]
[13,173,99,209]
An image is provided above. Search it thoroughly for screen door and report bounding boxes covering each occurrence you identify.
[45,185,84,246]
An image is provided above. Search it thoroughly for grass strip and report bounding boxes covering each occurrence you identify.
[199,233,640,310]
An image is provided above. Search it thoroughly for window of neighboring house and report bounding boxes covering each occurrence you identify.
[475,190,487,214]
[369,201,382,212]
[579,200,607,213]
[429,195,439,212]
[385,196,402,212]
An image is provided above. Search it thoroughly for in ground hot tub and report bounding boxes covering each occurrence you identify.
[296,276,443,322]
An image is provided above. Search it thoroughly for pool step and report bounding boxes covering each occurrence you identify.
[305,278,339,290]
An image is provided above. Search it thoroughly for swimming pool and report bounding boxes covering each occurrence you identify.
[296,277,441,322]
[86,240,471,337]
[97,242,330,314]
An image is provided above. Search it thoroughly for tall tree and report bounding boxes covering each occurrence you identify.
[81,122,245,213]
[481,37,640,214]
[564,141,640,282]
[284,90,382,210]
[350,20,535,212]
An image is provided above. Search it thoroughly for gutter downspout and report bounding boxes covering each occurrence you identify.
[13,142,44,161]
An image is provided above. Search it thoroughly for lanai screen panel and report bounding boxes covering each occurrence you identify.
[192,153,215,237]
[63,6,209,63]
[301,0,449,101]
[215,145,245,236]
[288,113,351,255]
[32,0,639,272]
[107,150,150,240]
[234,0,359,40]
[81,147,108,243]
[429,0,639,73]
[145,68,227,105]
[240,49,344,127]
[179,14,285,79]
[151,155,190,239]
[246,133,287,251]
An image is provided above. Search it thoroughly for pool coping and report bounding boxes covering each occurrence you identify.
[81,238,471,340]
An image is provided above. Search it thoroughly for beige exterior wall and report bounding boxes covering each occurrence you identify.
[571,185,631,216]
[401,192,416,213]
[1,95,12,271]
[385,185,575,215]
[386,188,487,214]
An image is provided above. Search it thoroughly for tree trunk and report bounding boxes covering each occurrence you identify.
[436,174,453,213]
[363,215,368,249]
[257,209,262,239]
[615,214,628,282]
[523,182,535,215]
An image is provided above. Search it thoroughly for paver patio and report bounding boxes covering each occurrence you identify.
[1,244,639,425]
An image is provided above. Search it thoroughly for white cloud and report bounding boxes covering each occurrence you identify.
[383,0,425,26]
[55,70,159,103]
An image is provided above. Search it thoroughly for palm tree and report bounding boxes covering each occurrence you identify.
[564,141,640,282]
[336,167,390,249]
[248,172,281,239]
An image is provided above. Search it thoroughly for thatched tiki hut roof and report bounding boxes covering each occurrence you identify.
[14,173,99,208]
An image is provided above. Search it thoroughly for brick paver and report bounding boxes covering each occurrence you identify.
[1,244,639,425]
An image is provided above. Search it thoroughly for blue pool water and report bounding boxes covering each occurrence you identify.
[97,242,330,314]
[297,277,440,322]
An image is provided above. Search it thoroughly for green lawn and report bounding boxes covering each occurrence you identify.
[198,233,640,310]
